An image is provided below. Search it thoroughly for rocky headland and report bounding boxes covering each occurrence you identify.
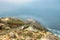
[0,17,59,40]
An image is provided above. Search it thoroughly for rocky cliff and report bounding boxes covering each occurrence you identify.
[0,17,59,40]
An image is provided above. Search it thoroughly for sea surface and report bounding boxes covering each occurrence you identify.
[0,0,60,37]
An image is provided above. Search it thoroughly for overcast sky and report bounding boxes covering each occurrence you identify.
[0,0,36,3]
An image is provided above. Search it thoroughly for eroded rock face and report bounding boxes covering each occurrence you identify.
[0,17,59,40]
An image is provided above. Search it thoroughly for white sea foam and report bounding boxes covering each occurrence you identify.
[47,28,60,38]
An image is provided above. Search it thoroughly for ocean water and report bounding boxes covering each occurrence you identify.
[0,0,60,37]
